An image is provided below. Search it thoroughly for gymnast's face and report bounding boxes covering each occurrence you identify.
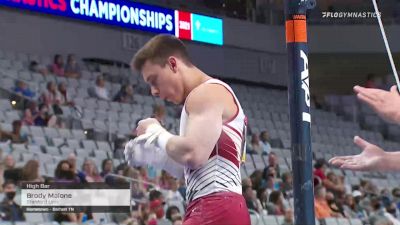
[141,58,185,105]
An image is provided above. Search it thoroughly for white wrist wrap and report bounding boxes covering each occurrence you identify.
[124,124,183,178]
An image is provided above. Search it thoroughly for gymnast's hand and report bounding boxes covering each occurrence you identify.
[329,136,387,171]
[354,85,400,124]
[136,118,161,136]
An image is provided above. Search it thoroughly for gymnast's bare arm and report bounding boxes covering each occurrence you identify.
[329,136,400,171]
[165,83,236,170]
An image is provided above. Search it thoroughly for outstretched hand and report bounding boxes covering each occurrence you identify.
[329,136,387,171]
[354,85,400,124]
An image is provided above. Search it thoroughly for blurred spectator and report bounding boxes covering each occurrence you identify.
[100,159,114,185]
[369,196,392,225]
[171,215,183,225]
[21,160,44,182]
[243,185,260,213]
[326,191,345,217]
[314,158,343,194]
[266,190,285,215]
[248,133,263,155]
[164,177,185,213]
[0,180,25,221]
[250,170,263,191]
[166,205,181,222]
[256,187,269,210]
[54,212,84,223]
[314,185,341,219]
[265,152,281,178]
[392,188,400,209]
[0,120,28,144]
[13,80,35,98]
[34,104,50,127]
[3,155,15,171]
[281,208,294,225]
[54,160,80,183]
[93,75,110,100]
[242,177,252,187]
[58,82,74,106]
[122,167,146,203]
[40,81,63,115]
[22,107,35,126]
[263,166,279,193]
[149,190,165,202]
[314,158,327,184]
[2,157,21,185]
[326,172,345,196]
[31,103,63,129]
[81,159,103,182]
[114,84,135,103]
[177,178,186,202]
[149,199,167,224]
[29,61,48,76]
[259,130,272,154]
[343,194,358,218]
[158,170,172,190]
[386,202,399,220]
[64,54,81,78]
[51,54,65,76]
[360,180,379,197]
[66,154,86,182]
[381,189,392,208]
[27,101,39,115]
[352,190,369,222]
[280,172,293,199]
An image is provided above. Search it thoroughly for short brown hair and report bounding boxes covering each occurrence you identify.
[132,34,192,71]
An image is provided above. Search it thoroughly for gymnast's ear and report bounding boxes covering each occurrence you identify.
[167,57,177,73]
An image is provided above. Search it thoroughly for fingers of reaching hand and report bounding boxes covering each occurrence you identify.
[354,86,381,99]
[330,155,365,171]
[353,85,366,94]
[340,161,364,171]
[390,85,399,95]
[353,136,370,150]
[356,93,379,110]
[329,155,354,166]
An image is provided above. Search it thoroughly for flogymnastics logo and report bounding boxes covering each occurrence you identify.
[322,11,382,19]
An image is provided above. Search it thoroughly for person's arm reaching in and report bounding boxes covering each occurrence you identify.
[354,85,400,124]
[329,136,400,171]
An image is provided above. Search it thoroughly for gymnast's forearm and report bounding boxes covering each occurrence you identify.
[166,136,203,169]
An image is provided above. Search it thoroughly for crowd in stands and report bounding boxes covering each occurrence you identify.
[1,52,400,225]
[242,150,400,225]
